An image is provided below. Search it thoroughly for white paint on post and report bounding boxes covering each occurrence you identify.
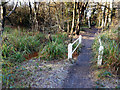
[98,37,102,46]
[68,43,72,59]
[88,17,91,28]
[97,37,104,66]
[97,46,104,66]
[79,35,82,44]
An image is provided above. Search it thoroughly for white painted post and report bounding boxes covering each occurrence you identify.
[79,35,82,44]
[97,45,104,66]
[88,17,91,29]
[68,43,72,59]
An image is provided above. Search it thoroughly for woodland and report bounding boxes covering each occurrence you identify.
[0,0,120,88]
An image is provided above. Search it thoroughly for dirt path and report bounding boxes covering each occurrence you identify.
[63,27,99,88]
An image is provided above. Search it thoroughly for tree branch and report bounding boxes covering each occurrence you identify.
[5,0,19,18]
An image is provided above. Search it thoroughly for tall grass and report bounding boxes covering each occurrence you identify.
[92,29,120,74]
[40,33,68,60]
[2,28,46,64]
[2,28,69,88]
[2,28,47,88]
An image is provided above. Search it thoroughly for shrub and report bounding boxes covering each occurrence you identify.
[7,5,30,27]
[40,33,67,60]
[2,29,45,63]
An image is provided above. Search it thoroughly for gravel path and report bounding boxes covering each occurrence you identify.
[11,58,73,88]
[63,28,99,88]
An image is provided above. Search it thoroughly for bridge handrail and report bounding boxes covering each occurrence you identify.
[68,35,82,59]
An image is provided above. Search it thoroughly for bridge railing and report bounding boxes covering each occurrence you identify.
[68,35,82,60]
[97,36,104,66]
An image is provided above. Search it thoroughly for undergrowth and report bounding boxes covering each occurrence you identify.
[2,28,69,88]
[2,27,46,88]
[2,28,45,64]
[40,32,68,60]
[92,28,120,76]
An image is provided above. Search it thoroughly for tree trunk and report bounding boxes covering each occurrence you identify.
[108,0,113,28]
[48,1,51,27]
[0,3,4,37]
[2,4,6,32]
[55,5,62,31]
[98,4,101,27]
[104,8,108,27]
[62,2,64,30]
[66,3,70,33]
[75,2,80,35]
[67,20,70,33]
[103,3,107,27]
[0,2,3,89]
[110,0,113,23]
[101,5,106,31]
[70,1,76,42]
[87,10,91,29]
[29,0,33,31]
[118,2,120,49]
[56,12,62,31]
[99,14,101,26]
[70,1,76,34]
[34,2,39,31]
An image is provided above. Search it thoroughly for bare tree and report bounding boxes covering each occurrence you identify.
[0,0,18,36]
[70,1,76,42]
[33,1,39,31]
[28,0,33,31]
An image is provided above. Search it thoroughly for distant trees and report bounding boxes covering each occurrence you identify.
[0,1,18,62]
[0,0,117,36]
[70,1,88,40]
[97,0,113,30]
[0,0,18,35]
